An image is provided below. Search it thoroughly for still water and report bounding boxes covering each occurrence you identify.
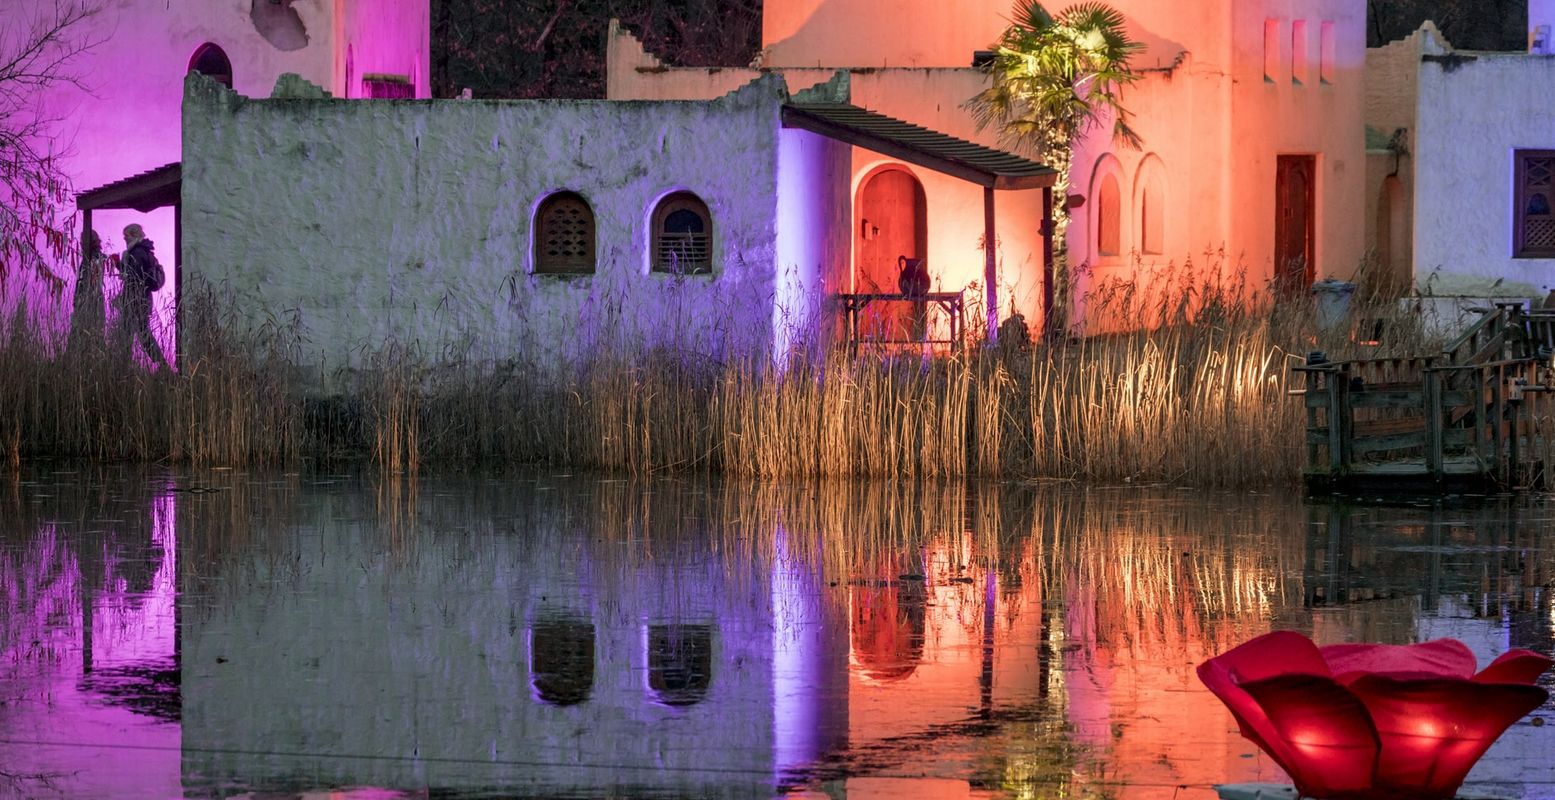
[1,468,1552,799]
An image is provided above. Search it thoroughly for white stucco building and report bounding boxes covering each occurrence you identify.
[179,71,1057,375]
[608,0,1370,331]
[1366,9,1555,317]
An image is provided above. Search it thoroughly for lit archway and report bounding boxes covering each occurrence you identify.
[1134,154,1168,257]
[188,43,233,89]
[853,164,927,339]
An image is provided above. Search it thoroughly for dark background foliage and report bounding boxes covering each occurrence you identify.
[1368,0,1527,49]
[431,0,761,99]
[433,0,1528,99]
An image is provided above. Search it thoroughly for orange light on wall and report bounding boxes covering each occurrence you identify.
[1198,631,1550,800]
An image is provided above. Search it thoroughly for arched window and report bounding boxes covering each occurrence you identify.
[1096,173,1121,257]
[646,624,713,707]
[530,617,595,706]
[534,192,597,274]
[188,43,233,89]
[1136,157,1166,256]
[652,192,712,274]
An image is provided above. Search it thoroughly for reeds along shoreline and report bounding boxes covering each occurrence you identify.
[0,280,1428,487]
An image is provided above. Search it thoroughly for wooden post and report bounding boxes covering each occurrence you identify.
[1508,381,1522,489]
[1425,370,1444,481]
[174,201,182,373]
[1305,368,1320,469]
[1492,365,1506,485]
[1041,186,1055,340]
[1471,369,1484,464]
[984,186,998,344]
[1328,369,1349,475]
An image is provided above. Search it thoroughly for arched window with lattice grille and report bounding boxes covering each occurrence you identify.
[534,192,597,274]
[651,192,712,275]
[1515,151,1555,258]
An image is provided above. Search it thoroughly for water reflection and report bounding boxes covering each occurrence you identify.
[0,472,1551,798]
[0,470,181,797]
[530,616,595,707]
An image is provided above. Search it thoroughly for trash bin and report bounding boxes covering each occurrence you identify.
[1311,278,1356,331]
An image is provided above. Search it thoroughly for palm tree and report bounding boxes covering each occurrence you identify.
[968,0,1144,171]
[966,1,1142,335]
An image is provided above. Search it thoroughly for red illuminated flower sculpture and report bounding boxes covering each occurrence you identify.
[1198,631,1550,800]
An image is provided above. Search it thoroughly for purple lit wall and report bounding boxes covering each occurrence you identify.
[333,0,432,99]
[774,128,851,357]
[770,525,850,780]
[4,0,427,356]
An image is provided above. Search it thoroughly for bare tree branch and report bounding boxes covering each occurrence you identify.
[0,0,105,291]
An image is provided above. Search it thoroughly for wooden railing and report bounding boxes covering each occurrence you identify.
[1298,352,1555,488]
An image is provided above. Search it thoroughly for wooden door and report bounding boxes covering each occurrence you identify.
[1275,155,1316,293]
[856,167,927,340]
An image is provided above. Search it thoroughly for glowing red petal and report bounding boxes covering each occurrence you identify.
[1320,639,1477,679]
[1472,649,1554,685]
[1235,673,1382,798]
[1197,631,1349,788]
[1345,674,1550,799]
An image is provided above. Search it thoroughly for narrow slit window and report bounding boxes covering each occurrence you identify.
[1320,21,1337,84]
[1140,174,1164,255]
[1292,21,1309,85]
[1264,19,1282,83]
[652,192,713,274]
[1097,173,1121,257]
[534,192,597,274]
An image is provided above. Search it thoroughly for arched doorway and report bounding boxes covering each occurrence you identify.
[1377,176,1408,293]
[1274,155,1316,294]
[188,43,233,88]
[855,166,927,340]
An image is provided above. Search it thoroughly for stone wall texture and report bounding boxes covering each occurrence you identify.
[182,75,787,379]
[1415,51,1555,298]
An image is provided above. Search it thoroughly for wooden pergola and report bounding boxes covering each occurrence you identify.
[76,162,182,363]
[781,103,1058,343]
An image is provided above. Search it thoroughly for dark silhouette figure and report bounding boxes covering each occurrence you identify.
[115,223,170,371]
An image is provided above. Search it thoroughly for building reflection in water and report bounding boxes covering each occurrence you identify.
[0,471,181,797]
[529,615,596,706]
[646,623,714,706]
[2,473,1551,798]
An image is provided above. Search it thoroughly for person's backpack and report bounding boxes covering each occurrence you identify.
[129,242,165,292]
[144,249,165,292]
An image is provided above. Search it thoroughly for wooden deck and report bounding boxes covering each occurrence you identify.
[1297,304,1555,493]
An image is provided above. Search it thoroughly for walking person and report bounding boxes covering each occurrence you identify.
[115,223,170,371]
[67,229,107,356]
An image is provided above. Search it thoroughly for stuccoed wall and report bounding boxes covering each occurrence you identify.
[182,75,785,383]
[774,128,852,355]
[1414,49,1555,300]
[1363,25,1430,291]
[610,32,1054,335]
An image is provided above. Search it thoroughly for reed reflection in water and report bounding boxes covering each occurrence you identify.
[1,471,1552,799]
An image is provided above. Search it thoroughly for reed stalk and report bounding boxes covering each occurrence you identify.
[0,275,1444,487]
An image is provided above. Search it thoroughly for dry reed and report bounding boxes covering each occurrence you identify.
[0,273,1438,487]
